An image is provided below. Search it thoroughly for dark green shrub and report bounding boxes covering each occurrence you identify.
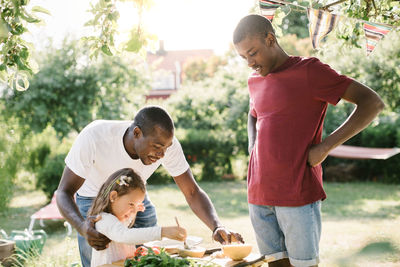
[36,153,66,199]
[356,116,400,183]
[28,143,51,171]
[0,117,24,210]
[147,167,173,185]
[179,129,235,181]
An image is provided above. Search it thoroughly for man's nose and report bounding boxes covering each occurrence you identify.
[247,58,255,68]
[156,149,165,158]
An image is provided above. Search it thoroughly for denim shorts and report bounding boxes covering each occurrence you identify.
[249,201,321,267]
[76,193,157,267]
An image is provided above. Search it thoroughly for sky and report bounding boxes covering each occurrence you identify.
[28,0,255,54]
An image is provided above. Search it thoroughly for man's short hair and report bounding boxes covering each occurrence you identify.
[233,14,275,44]
[132,106,174,136]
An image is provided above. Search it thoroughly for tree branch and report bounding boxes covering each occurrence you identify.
[322,0,347,10]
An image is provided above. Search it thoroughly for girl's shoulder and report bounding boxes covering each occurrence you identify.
[97,212,119,224]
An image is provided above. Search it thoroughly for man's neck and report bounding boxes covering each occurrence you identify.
[123,128,139,159]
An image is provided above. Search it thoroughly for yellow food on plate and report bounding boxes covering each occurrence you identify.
[222,243,252,261]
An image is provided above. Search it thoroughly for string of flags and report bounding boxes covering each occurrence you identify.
[259,0,395,55]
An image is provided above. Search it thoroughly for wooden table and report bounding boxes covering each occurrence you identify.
[99,252,274,267]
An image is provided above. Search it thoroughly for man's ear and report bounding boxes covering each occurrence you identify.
[265,32,275,47]
[133,126,142,138]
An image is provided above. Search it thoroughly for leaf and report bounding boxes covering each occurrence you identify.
[31,6,51,15]
[0,70,7,82]
[20,11,41,23]
[15,73,29,91]
[101,44,113,56]
[125,34,142,52]
[0,20,9,39]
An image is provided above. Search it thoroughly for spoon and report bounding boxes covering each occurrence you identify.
[174,216,190,249]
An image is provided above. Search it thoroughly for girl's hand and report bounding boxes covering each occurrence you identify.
[161,226,187,241]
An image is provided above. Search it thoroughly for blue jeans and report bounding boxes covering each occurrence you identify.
[76,193,157,267]
[249,201,321,267]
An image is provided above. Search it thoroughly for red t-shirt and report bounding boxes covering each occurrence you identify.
[247,56,353,206]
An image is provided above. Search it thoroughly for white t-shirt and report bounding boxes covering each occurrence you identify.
[91,212,162,267]
[65,120,190,197]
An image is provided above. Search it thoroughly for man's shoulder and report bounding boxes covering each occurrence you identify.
[81,120,130,135]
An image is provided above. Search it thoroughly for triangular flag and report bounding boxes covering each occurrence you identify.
[363,21,392,55]
[259,0,284,22]
[307,8,339,49]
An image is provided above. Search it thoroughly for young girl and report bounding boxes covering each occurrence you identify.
[88,168,187,267]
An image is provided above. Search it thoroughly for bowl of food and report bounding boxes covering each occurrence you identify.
[178,246,206,258]
[222,243,252,261]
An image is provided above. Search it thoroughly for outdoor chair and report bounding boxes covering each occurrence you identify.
[28,191,72,235]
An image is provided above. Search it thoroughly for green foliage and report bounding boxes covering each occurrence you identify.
[183,55,227,82]
[356,115,400,183]
[1,38,149,138]
[318,29,400,113]
[0,0,49,91]
[28,143,51,172]
[262,0,400,51]
[147,166,172,185]
[83,0,156,58]
[124,247,216,267]
[165,60,250,180]
[36,153,66,199]
[319,28,400,182]
[0,116,22,210]
[124,248,191,267]
[278,34,314,56]
[179,129,234,181]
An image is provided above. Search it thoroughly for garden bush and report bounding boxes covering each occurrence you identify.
[179,129,235,181]
[0,117,24,210]
[323,110,400,183]
[356,115,400,183]
[36,153,66,199]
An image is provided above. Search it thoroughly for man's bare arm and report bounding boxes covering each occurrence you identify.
[173,169,243,244]
[57,166,110,250]
[308,80,385,166]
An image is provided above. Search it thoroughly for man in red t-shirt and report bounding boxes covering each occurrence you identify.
[233,15,384,267]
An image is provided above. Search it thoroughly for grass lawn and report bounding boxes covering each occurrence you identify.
[1,181,399,266]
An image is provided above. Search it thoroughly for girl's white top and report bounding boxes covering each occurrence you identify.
[91,212,161,267]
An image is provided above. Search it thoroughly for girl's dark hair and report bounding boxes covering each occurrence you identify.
[88,168,146,217]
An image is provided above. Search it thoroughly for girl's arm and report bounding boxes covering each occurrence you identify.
[96,213,161,244]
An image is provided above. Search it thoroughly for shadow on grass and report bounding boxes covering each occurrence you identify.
[334,239,400,266]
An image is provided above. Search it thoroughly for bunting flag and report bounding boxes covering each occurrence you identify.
[363,22,392,55]
[259,0,284,22]
[307,8,339,49]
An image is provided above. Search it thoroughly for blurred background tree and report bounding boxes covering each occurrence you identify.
[1,38,149,138]
[0,0,154,91]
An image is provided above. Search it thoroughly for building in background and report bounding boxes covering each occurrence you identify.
[146,41,213,100]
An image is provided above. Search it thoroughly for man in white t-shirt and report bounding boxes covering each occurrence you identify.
[56,106,243,267]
